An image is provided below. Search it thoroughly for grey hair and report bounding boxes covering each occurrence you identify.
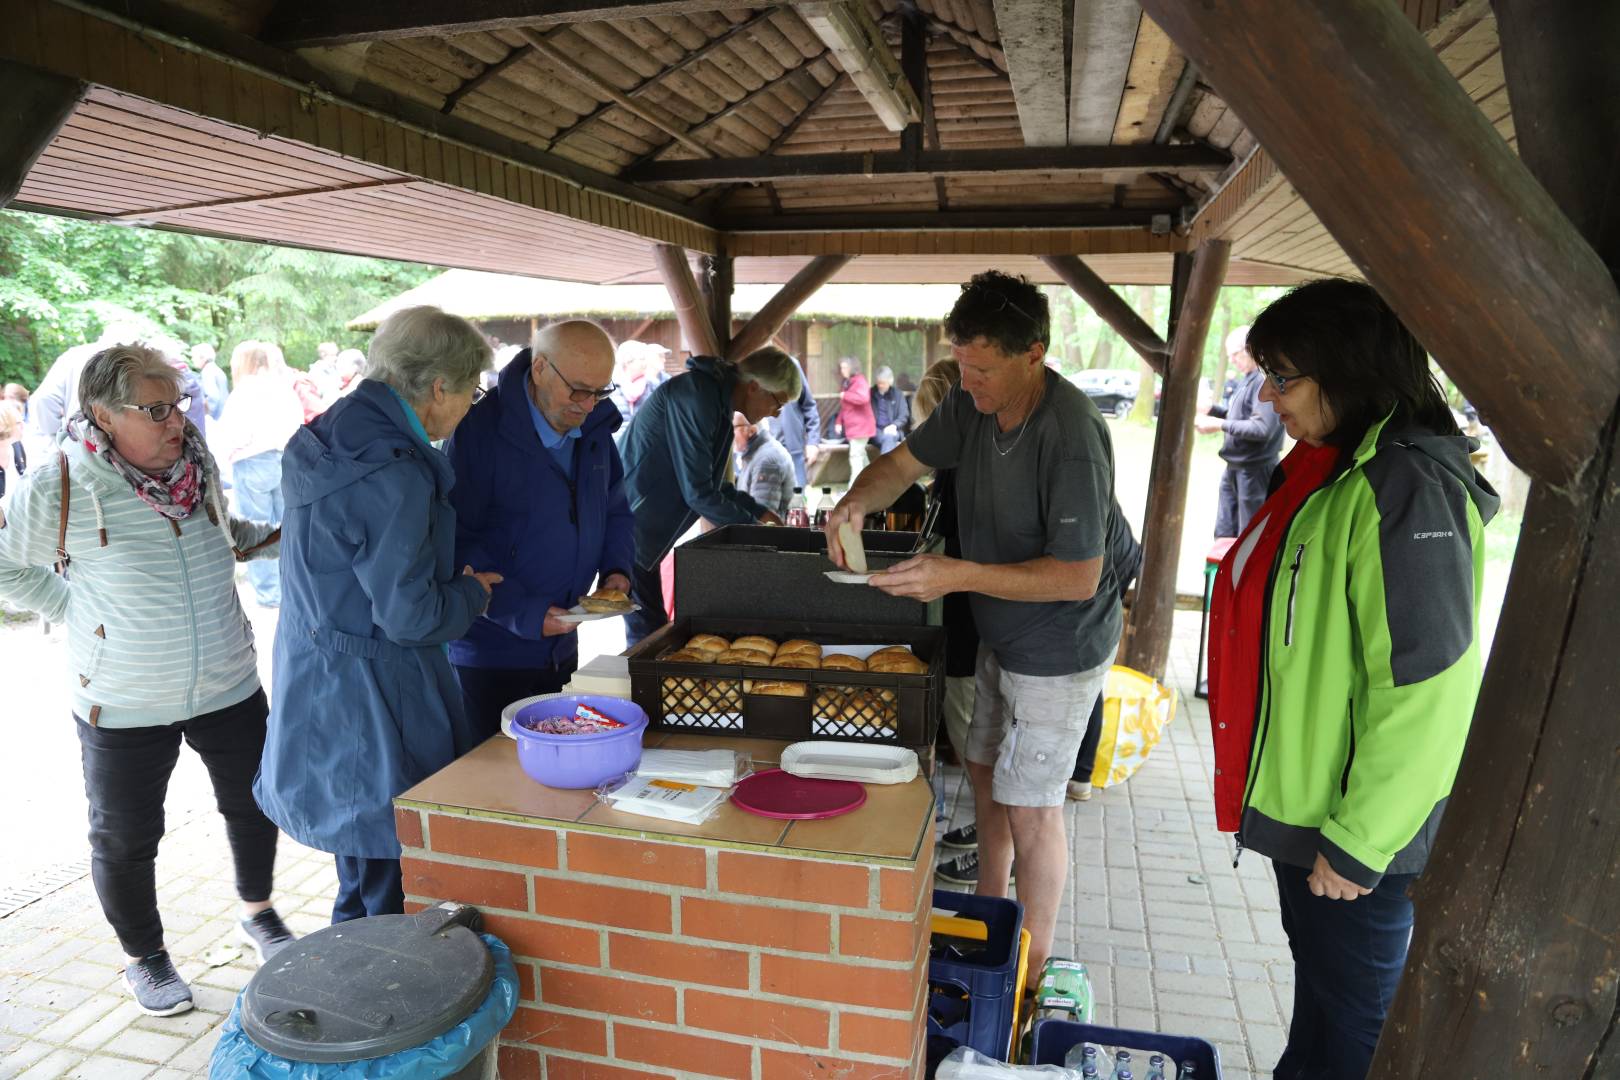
[364,305,492,403]
[875,366,894,383]
[734,347,802,398]
[78,343,182,418]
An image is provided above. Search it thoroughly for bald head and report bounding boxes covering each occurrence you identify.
[530,320,617,433]
[1225,324,1254,372]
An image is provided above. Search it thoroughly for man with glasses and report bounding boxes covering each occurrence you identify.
[824,270,1121,989]
[619,345,802,645]
[444,320,635,742]
[1195,325,1284,538]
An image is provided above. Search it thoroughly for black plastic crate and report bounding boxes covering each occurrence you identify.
[673,525,941,626]
[625,616,942,748]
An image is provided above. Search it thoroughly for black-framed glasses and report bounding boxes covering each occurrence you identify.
[1264,370,1304,394]
[122,395,192,423]
[470,385,487,405]
[544,356,617,402]
[964,282,1039,325]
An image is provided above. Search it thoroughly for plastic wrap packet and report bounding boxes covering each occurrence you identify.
[595,773,732,825]
[634,748,753,787]
[936,1048,1080,1079]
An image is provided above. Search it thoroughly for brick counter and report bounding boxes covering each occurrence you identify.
[396,733,936,1079]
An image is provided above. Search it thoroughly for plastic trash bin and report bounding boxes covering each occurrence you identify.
[209,903,518,1079]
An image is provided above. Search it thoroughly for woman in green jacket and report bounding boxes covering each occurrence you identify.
[1207,280,1498,1079]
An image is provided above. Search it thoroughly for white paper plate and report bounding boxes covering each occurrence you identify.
[823,571,873,585]
[555,602,641,624]
[780,741,919,785]
[500,692,574,738]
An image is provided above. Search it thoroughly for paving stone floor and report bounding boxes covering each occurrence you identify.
[1,609,1290,1077]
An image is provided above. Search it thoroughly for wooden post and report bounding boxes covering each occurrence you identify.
[652,244,722,359]
[699,253,733,356]
[1040,255,1168,373]
[1122,241,1228,680]
[726,254,852,361]
[0,61,84,207]
[1135,0,1620,488]
[865,320,875,380]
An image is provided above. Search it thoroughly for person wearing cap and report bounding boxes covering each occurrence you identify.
[1196,325,1284,538]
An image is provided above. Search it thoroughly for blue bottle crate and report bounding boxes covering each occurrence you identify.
[1031,1019,1222,1078]
[927,890,1023,1060]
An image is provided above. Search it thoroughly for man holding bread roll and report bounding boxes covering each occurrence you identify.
[825,270,1120,987]
[620,347,801,644]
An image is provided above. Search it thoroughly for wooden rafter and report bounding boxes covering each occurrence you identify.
[111,178,419,223]
[628,144,1228,184]
[1040,254,1168,372]
[1068,0,1142,143]
[1138,0,1620,487]
[726,254,853,360]
[263,0,760,48]
[992,0,1069,146]
[716,208,1160,230]
[690,72,847,212]
[652,243,722,357]
[0,60,84,208]
[629,57,832,175]
[797,1,921,132]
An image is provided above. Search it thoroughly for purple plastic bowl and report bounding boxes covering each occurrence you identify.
[510,695,648,790]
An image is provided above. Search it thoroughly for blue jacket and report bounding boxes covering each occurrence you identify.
[255,379,489,859]
[620,355,768,568]
[444,351,635,671]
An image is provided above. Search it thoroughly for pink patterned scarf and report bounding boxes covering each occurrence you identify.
[68,414,208,520]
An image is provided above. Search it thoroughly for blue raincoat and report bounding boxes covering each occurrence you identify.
[254,379,488,860]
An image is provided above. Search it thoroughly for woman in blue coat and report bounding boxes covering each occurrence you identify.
[255,306,502,922]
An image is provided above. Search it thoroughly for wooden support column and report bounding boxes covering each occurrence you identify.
[699,253,733,355]
[0,61,84,207]
[1122,242,1228,680]
[653,244,722,359]
[726,255,853,361]
[1040,254,1169,373]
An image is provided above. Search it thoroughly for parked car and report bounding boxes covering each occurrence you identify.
[1068,369,1140,418]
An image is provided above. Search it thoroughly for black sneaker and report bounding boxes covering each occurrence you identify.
[940,823,978,851]
[124,951,193,1016]
[238,908,296,965]
[934,851,1016,887]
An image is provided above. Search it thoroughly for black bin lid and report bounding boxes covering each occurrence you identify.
[241,903,494,1063]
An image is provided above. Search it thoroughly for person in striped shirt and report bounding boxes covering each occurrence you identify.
[0,343,290,1018]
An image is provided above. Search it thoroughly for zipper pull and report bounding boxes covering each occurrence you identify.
[1232,835,1245,869]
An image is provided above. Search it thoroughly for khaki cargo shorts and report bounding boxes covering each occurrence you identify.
[965,647,1110,807]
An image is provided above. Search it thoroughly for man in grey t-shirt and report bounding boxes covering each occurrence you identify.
[824,270,1120,986]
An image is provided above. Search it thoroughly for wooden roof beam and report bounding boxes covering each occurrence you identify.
[653,243,723,357]
[1068,0,1142,144]
[0,60,84,208]
[263,0,761,48]
[726,254,853,360]
[717,208,1161,230]
[796,1,921,132]
[992,0,1070,147]
[1040,254,1169,373]
[629,144,1229,184]
[1140,0,1620,487]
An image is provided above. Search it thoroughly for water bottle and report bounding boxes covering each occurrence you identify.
[811,486,833,529]
[1145,1054,1167,1080]
[1064,1044,1101,1072]
[1081,1068,1101,1080]
[1175,1064,1197,1080]
[786,487,809,529]
[1110,1050,1133,1080]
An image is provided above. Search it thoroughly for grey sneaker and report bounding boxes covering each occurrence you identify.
[1067,780,1094,801]
[238,908,296,965]
[940,823,978,851]
[935,851,1015,887]
[124,951,193,1016]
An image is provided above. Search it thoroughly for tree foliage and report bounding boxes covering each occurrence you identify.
[0,210,438,387]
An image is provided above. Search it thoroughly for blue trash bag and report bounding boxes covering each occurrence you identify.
[209,934,518,1079]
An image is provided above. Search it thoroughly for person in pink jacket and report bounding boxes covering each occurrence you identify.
[836,357,877,481]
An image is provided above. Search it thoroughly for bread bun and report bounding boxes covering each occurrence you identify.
[772,655,819,670]
[868,652,928,675]
[866,646,915,664]
[664,647,712,663]
[685,634,731,654]
[813,689,845,718]
[820,653,867,672]
[579,587,633,613]
[717,648,772,666]
[731,635,778,656]
[776,639,822,659]
[840,691,876,724]
[749,680,808,698]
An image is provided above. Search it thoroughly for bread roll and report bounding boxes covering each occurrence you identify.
[717,648,772,666]
[866,646,916,664]
[578,587,633,613]
[772,655,819,670]
[749,680,808,698]
[813,689,845,719]
[820,653,867,672]
[685,634,731,653]
[664,647,712,663]
[776,639,822,659]
[731,635,778,656]
[868,652,928,675]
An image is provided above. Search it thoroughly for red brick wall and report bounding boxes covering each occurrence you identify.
[398,806,935,1079]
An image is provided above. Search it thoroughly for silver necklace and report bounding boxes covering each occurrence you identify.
[993,382,1045,457]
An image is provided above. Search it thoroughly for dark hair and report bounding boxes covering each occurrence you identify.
[1246,279,1458,448]
[944,270,1049,357]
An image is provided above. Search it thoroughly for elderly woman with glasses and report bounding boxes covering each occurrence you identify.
[254,306,503,923]
[0,344,290,1018]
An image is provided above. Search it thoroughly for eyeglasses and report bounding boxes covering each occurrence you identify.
[964,282,1039,326]
[122,395,192,423]
[470,386,486,405]
[544,356,617,402]
[1264,370,1304,394]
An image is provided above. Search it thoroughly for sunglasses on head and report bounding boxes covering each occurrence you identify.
[964,282,1039,325]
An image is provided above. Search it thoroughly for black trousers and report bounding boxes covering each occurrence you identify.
[454,663,571,746]
[333,855,404,923]
[1072,691,1106,783]
[75,689,279,957]
[624,558,670,647]
[1215,461,1275,539]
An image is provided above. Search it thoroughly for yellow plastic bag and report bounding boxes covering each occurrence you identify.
[1088,665,1177,788]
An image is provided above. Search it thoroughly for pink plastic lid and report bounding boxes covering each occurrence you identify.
[730,768,867,820]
